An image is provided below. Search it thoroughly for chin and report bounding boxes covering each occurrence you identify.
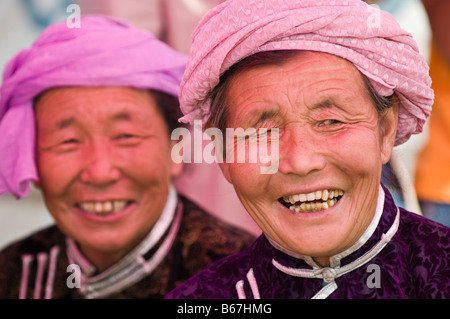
[278,225,348,257]
[80,233,131,252]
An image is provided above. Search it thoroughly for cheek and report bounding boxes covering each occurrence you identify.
[228,162,272,207]
[328,126,384,174]
[37,153,80,196]
[118,142,173,184]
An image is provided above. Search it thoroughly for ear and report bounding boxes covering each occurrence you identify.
[380,96,399,164]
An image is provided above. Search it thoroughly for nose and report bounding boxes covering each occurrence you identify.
[277,125,327,177]
[79,143,121,187]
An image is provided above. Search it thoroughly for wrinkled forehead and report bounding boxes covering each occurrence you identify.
[224,50,371,107]
[33,86,160,124]
[226,50,363,86]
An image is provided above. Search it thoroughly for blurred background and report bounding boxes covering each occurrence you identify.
[0,0,436,249]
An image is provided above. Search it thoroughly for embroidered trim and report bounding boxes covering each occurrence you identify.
[44,246,60,299]
[18,245,60,299]
[329,186,385,267]
[313,281,338,299]
[236,268,261,299]
[272,207,400,299]
[19,254,33,299]
[33,252,48,299]
[235,280,246,299]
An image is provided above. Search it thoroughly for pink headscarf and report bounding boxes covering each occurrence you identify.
[0,15,187,198]
[179,0,434,146]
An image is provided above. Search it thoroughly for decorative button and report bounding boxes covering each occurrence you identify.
[321,267,337,283]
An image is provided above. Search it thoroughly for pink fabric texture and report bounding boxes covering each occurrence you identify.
[0,15,187,198]
[179,0,434,146]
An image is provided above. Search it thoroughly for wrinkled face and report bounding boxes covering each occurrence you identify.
[220,51,397,261]
[35,87,182,266]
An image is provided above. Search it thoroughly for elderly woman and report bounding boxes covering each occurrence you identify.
[166,0,450,299]
[0,15,254,299]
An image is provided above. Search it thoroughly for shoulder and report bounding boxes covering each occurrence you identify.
[0,225,64,298]
[398,208,450,251]
[166,236,261,299]
[0,224,63,258]
[396,208,450,298]
[177,195,256,255]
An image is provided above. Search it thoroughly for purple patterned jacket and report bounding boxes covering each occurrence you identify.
[166,185,450,299]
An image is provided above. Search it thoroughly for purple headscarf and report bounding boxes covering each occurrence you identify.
[0,15,187,198]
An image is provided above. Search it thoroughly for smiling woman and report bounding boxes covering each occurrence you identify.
[166,0,450,299]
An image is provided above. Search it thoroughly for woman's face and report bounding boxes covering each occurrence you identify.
[220,51,397,264]
[34,87,183,270]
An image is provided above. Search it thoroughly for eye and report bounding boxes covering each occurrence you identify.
[318,119,342,127]
[54,138,80,153]
[113,133,142,147]
[114,133,135,140]
[61,138,79,144]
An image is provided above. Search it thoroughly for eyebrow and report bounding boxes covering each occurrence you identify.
[308,98,355,117]
[247,109,280,127]
[310,99,335,111]
[112,112,133,122]
[56,117,75,130]
[55,112,134,130]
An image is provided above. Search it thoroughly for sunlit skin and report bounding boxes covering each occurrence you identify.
[220,51,398,266]
[34,87,183,272]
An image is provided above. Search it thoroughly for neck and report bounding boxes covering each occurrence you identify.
[313,256,330,267]
[80,234,145,273]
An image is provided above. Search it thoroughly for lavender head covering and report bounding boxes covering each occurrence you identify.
[179,0,434,146]
[0,15,187,198]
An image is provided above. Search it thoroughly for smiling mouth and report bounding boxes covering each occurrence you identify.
[279,189,344,213]
[77,200,132,216]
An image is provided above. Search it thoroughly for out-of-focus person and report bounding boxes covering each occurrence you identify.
[0,15,255,299]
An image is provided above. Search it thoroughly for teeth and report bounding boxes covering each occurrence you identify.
[299,194,307,202]
[283,189,343,205]
[283,189,343,213]
[315,190,322,200]
[79,200,128,215]
[289,198,337,213]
